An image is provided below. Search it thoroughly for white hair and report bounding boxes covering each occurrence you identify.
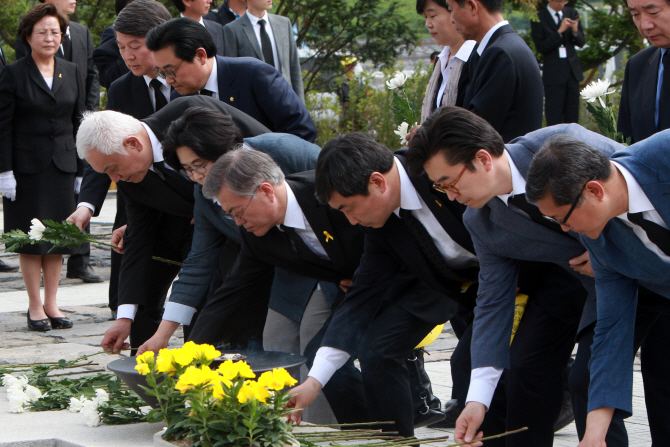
[76,110,144,159]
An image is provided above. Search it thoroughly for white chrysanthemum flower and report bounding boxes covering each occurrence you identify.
[7,388,29,413]
[580,79,615,108]
[82,400,100,427]
[2,374,21,389]
[28,219,46,241]
[386,72,407,90]
[24,385,42,402]
[394,122,417,146]
[94,389,109,405]
[69,395,87,413]
[17,375,29,387]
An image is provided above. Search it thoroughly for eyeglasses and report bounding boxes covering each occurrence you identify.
[542,181,589,227]
[223,191,255,221]
[183,162,209,176]
[156,60,184,79]
[34,29,62,38]
[433,163,469,194]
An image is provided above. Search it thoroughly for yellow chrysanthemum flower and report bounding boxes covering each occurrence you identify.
[135,363,151,375]
[136,351,155,365]
[258,371,284,391]
[192,344,221,363]
[237,380,269,403]
[217,360,256,380]
[175,365,219,393]
[274,368,298,387]
[236,361,256,379]
[252,381,270,402]
[173,341,198,366]
[211,380,231,400]
[155,348,177,375]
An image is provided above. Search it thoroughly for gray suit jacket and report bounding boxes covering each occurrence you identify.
[223,12,304,102]
[464,124,623,370]
[203,19,226,56]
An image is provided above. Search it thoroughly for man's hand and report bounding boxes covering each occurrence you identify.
[570,16,580,33]
[406,125,422,146]
[339,279,352,293]
[454,402,486,447]
[137,320,180,355]
[111,225,127,254]
[578,408,614,447]
[569,251,594,277]
[558,17,572,34]
[285,377,323,424]
[101,318,132,354]
[67,206,93,230]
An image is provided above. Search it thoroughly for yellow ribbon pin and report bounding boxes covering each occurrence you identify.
[323,231,333,242]
[435,199,442,207]
[58,73,62,78]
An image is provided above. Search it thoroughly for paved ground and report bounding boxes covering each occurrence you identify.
[0,194,653,446]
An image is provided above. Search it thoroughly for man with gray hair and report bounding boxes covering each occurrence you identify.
[75,96,268,352]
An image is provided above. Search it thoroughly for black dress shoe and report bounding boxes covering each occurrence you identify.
[27,309,52,332]
[0,259,19,273]
[427,399,460,429]
[414,409,446,429]
[44,309,73,329]
[66,265,103,283]
[553,390,575,432]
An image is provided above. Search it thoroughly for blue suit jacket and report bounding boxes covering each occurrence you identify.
[580,130,670,417]
[167,133,337,322]
[172,56,316,142]
[464,124,623,370]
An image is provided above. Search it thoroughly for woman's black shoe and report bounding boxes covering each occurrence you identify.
[44,308,73,329]
[27,309,52,332]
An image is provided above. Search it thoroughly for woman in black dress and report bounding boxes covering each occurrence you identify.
[0,3,84,331]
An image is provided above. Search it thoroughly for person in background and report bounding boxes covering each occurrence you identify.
[172,0,226,56]
[429,50,439,64]
[92,0,132,89]
[205,0,247,27]
[530,0,585,125]
[223,0,305,101]
[0,3,84,332]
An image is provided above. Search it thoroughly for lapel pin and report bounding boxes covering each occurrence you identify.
[435,199,442,207]
[58,73,62,78]
[323,231,333,242]
[230,97,234,102]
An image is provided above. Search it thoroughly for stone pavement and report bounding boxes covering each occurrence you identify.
[0,195,653,446]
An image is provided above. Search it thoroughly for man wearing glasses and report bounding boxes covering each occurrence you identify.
[145,18,317,143]
[73,96,269,353]
[405,107,622,447]
[526,132,670,447]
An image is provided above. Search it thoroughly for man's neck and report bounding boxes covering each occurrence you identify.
[609,162,631,218]
[199,57,216,91]
[387,163,403,211]
[276,182,289,226]
[494,151,515,196]
[183,11,203,21]
[474,13,505,43]
[247,6,268,19]
[228,0,247,15]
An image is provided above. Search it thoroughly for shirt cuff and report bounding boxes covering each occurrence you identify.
[116,304,138,321]
[0,170,14,179]
[307,346,351,387]
[77,202,96,214]
[466,366,504,410]
[162,302,197,326]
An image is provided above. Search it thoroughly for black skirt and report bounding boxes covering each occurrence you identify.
[3,162,76,255]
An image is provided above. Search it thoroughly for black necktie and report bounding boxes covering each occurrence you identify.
[507,194,567,236]
[150,79,168,112]
[280,224,325,264]
[399,209,465,284]
[627,212,670,257]
[258,19,275,68]
[658,50,670,129]
[555,12,562,26]
[61,33,72,60]
[200,88,214,97]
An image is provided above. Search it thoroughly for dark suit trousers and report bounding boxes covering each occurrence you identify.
[569,289,670,446]
[544,76,580,125]
[67,193,91,269]
[108,192,127,312]
[305,302,436,438]
[456,295,578,447]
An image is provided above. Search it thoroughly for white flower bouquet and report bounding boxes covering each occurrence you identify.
[580,79,630,145]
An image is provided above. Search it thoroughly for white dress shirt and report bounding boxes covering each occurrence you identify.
[547,5,562,24]
[143,75,171,112]
[246,10,280,70]
[201,59,219,99]
[477,20,509,56]
[309,158,478,387]
[280,181,330,260]
[116,124,178,322]
[612,162,670,264]
[436,40,477,109]
[465,150,526,410]
[179,13,206,27]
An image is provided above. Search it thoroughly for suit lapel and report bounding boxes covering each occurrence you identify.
[27,55,55,98]
[240,14,263,60]
[51,57,66,95]
[216,56,240,107]
[268,14,286,68]
[132,75,157,116]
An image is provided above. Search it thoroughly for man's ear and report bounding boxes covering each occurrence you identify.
[369,171,388,194]
[474,149,494,172]
[466,0,479,15]
[585,180,606,202]
[258,182,276,201]
[123,136,142,153]
[194,47,209,64]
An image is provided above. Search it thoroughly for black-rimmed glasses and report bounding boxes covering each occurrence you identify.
[183,162,209,177]
[156,60,184,79]
[543,181,589,227]
[222,191,255,221]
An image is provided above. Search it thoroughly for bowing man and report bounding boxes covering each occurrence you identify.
[526,131,670,447]
[288,132,481,439]
[145,18,317,142]
[75,96,270,352]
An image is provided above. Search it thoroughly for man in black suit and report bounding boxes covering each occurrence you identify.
[448,0,543,142]
[16,0,102,283]
[145,18,317,142]
[172,0,226,56]
[531,0,585,125]
[286,133,481,438]
[68,0,173,319]
[74,96,269,352]
[92,0,132,89]
[205,0,246,26]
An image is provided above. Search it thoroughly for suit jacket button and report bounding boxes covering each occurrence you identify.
[230,97,234,102]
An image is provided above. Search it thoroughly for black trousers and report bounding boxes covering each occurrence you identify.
[304,302,437,438]
[108,192,127,312]
[452,295,578,447]
[67,194,91,270]
[569,288,670,446]
[544,75,580,125]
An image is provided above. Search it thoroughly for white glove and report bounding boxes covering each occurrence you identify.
[0,171,17,202]
[74,176,83,194]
